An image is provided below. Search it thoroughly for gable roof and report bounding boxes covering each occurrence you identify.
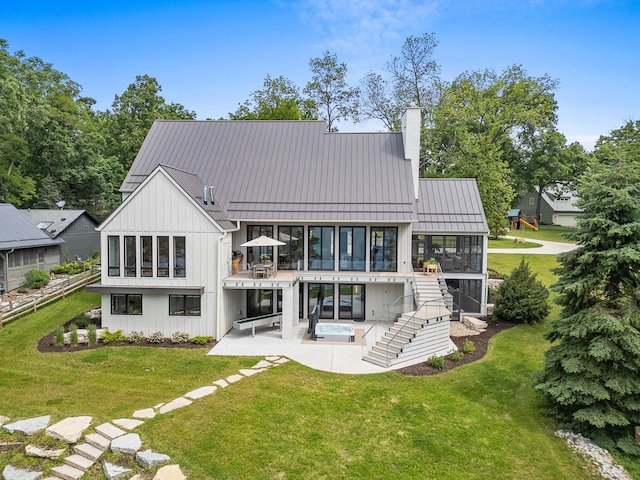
[414,179,489,233]
[159,165,237,230]
[0,204,65,250]
[540,189,582,214]
[121,120,416,222]
[19,209,98,238]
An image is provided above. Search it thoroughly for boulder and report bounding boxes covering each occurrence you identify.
[110,433,142,455]
[1,464,43,480]
[152,465,186,480]
[136,449,171,468]
[103,461,132,480]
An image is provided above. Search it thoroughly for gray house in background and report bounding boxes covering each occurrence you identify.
[515,187,582,227]
[0,204,64,294]
[20,209,100,262]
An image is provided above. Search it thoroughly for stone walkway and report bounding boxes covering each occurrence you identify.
[1,355,288,480]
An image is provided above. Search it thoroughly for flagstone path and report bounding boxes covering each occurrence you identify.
[1,356,288,480]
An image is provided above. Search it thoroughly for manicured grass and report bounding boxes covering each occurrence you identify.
[487,238,542,249]
[488,253,560,285]
[506,225,577,243]
[1,282,639,478]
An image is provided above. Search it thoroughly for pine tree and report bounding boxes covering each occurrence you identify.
[493,258,550,324]
[535,159,640,455]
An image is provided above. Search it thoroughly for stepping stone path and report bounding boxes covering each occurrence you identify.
[0,355,287,479]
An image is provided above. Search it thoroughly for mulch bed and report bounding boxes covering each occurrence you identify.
[37,318,216,353]
[396,317,514,376]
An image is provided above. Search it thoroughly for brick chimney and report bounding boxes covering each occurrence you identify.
[401,106,421,200]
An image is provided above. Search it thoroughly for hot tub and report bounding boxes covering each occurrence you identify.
[314,323,355,342]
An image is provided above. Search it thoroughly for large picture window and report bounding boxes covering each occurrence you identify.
[169,295,201,316]
[108,236,120,276]
[308,283,335,319]
[141,236,153,277]
[308,226,334,270]
[174,236,186,277]
[124,236,136,277]
[247,225,274,264]
[111,294,142,315]
[157,236,169,277]
[278,226,304,270]
[370,227,397,272]
[247,289,273,317]
[414,235,483,273]
[339,226,366,271]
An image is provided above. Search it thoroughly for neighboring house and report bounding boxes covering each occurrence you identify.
[516,187,582,227]
[20,209,100,262]
[87,108,489,352]
[0,204,64,294]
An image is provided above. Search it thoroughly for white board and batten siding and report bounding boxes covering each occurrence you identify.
[100,172,226,339]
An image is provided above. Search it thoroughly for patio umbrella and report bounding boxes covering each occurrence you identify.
[240,235,286,247]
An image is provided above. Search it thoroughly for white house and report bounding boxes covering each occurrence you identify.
[87,108,489,366]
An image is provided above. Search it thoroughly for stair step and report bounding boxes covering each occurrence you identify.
[362,353,389,367]
[94,422,126,440]
[74,442,103,461]
[51,464,84,480]
[64,453,94,471]
[371,344,401,356]
[85,432,110,450]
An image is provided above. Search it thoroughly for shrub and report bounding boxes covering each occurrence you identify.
[25,269,50,288]
[191,335,213,345]
[17,287,27,294]
[148,332,165,344]
[69,323,78,346]
[72,313,91,328]
[461,339,476,354]
[102,329,126,344]
[127,331,145,344]
[171,331,190,344]
[450,350,463,362]
[427,356,445,370]
[54,326,65,346]
[493,258,550,324]
[87,324,97,345]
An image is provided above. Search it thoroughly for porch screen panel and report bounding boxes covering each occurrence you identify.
[308,226,334,270]
[247,225,274,264]
[339,226,366,271]
[108,236,120,276]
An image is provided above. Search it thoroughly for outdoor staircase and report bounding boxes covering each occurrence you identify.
[49,423,122,479]
[363,276,452,367]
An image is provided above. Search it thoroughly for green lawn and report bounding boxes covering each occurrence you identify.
[506,225,577,243]
[1,271,639,478]
[487,238,542,249]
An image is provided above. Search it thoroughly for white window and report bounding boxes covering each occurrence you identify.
[528,197,535,205]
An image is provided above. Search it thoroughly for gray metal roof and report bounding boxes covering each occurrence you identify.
[19,209,98,238]
[0,204,65,250]
[121,120,416,223]
[159,165,237,230]
[413,179,489,233]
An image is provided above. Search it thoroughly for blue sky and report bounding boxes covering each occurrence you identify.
[1,0,638,149]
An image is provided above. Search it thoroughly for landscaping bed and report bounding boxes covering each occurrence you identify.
[37,315,216,353]
[397,317,513,376]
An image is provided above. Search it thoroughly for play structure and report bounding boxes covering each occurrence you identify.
[507,209,539,231]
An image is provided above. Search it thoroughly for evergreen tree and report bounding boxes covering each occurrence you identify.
[493,258,550,324]
[535,159,640,456]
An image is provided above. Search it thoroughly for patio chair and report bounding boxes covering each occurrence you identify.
[253,265,267,279]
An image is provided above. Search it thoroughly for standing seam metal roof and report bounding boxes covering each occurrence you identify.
[19,209,97,238]
[414,179,489,233]
[0,204,65,250]
[121,120,416,223]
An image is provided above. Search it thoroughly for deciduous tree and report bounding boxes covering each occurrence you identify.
[304,51,358,131]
